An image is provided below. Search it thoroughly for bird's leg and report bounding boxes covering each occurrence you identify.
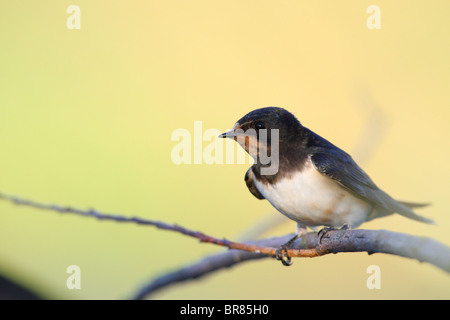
[275,224,307,266]
[317,223,351,244]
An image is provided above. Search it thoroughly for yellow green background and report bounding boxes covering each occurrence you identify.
[0,1,449,299]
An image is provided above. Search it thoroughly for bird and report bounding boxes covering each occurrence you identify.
[219,107,433,265]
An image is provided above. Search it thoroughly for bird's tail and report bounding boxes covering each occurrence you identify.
[396,200,434,224]
[367,188,435,224]
[399,201,431,209]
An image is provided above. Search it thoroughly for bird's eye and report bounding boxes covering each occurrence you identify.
[255,121,266,130]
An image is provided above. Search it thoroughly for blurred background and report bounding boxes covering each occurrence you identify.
[0,0,449,299]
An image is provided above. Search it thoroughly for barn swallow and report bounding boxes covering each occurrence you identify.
[219,107,433,265]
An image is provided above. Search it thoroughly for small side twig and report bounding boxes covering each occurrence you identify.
[0,193,320,258]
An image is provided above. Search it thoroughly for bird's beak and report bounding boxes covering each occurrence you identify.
[218,129,237,139]
[219,123,242,139]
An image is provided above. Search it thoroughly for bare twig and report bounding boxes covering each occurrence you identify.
[132,241,274,300]
[0,193,319,257]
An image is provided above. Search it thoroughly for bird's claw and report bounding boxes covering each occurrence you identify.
[275,234,300,266]
[318,224,350,244]
[317,227,334,244]
[275,245,293,266]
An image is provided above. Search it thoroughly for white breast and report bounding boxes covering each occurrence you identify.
[253,159,372,228]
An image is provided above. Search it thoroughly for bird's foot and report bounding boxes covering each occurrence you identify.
[317,223,350,244]
[275,234,299,266]
[275,244,292,266]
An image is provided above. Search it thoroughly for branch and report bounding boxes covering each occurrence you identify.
[133,230,450,299]
[1,193,449,301]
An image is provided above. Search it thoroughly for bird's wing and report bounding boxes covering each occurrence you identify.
[310,147,433,224]
[245,167,265,200]
[310,148,377,195]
